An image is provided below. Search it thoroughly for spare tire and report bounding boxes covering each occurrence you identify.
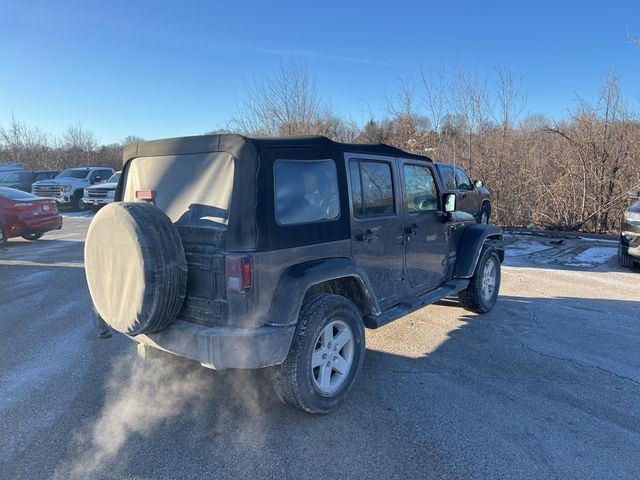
[85,202,187,336]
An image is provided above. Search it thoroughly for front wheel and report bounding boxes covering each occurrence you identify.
[458,247,501,313]
[271,294,365,414]
[618,245,634,268]
[74,194,86,211]
[22,233,43,241]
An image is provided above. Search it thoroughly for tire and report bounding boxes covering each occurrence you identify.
[22,233,43,241]
[0,226,6,246]
[75,194,86,211]
[458,247,501,313]
[618,244,634,268]
[271,294,365,414]
[85,202,188,336]
[478,204,490,224]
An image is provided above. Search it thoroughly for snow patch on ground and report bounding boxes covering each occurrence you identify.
[61,211,94,218]
[566,247,617,267]
[505,240,554,257]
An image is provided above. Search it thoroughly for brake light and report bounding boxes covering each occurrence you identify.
[225,256,252,293]
[6,202,36,212]
[135,190,155,201]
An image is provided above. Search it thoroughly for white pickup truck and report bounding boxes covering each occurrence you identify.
[32,167,114,210]
[81,171,121,211]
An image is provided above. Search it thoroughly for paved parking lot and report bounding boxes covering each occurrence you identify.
[1,216,639,479]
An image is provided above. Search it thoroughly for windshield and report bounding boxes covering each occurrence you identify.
[0,171,19,181]
[1,171,29,182]
[107,172,121,184]
[56,169,89,179]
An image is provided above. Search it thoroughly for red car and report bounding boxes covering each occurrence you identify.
[0,187,63,245]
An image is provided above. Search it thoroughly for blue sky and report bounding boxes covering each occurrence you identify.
[1,0,639,143]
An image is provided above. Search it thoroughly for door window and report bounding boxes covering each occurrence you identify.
[349,160,395,217]
[403,165,439,212]
[437,165,456,191]
[454,167,473,190]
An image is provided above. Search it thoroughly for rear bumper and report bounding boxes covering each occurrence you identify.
[5,215,63,239]
[129,320,295,370]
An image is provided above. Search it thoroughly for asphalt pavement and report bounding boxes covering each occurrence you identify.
[1,216,639,479]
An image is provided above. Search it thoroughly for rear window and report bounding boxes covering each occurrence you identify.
[274,159,340,226]
[0,187,39,200]
[123,152,234,226]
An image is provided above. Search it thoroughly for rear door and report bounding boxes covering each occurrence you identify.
[400,160,448,291]
[347,154,406,308]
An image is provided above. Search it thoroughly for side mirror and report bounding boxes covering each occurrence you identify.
[443,193,456,213]
[474,179,484,189]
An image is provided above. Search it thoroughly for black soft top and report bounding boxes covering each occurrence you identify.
[123,133,432,164]
[120,134,433,251]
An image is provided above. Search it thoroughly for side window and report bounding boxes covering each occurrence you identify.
[438,165,456,191]
[403,165,439,212]
[349,160,395,217]
[274,159,340,226]
[455,167,473,190]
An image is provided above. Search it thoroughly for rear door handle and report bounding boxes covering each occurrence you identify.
[357,228,379,243]
[405,223,423,236]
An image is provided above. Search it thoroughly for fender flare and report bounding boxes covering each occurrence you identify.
[454,224,504,278]
[266,257,380,327]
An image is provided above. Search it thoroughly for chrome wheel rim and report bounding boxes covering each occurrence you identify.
[481,257,497,301]
[311,320,354,395]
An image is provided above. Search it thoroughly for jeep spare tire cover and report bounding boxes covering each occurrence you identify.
[85,202,187,336]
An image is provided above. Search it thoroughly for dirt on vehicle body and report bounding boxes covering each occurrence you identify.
[85,134,504,413]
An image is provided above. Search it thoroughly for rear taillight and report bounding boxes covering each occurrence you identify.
[225,256,252,293]
[6,202,35,212]
[135,190,155,201]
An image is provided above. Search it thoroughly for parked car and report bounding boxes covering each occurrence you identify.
[435,163,492,223]
[32,167,114,210]
[0,170,58,192]
[82,171,121,211]
[85,134,504,414]
[0,187,62,245]
[619,190,640,269]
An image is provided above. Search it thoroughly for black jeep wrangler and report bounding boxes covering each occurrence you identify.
[85,134,504,413]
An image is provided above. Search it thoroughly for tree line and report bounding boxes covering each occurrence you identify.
[2,63,639,233]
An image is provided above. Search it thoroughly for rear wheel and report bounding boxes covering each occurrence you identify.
[271,294,365,414]
[22,233,43,241]
[458,247,501,313]
[0,226,6,246]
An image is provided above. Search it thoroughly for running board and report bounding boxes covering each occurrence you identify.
[364,279,469,329]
